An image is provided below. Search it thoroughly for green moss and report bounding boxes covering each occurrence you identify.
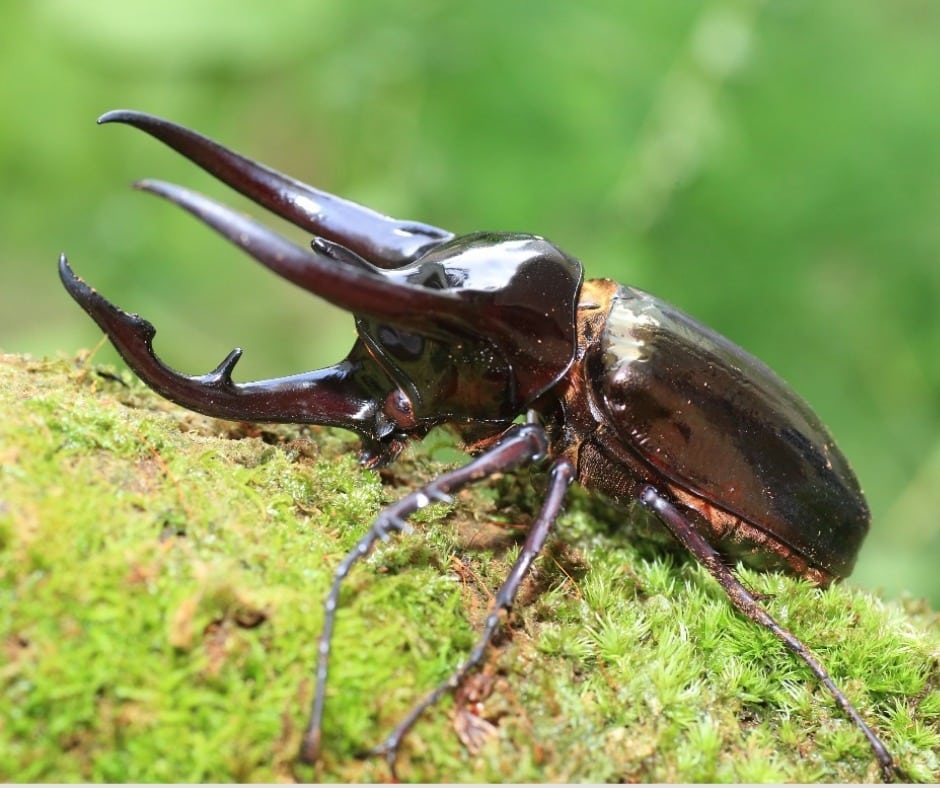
[0,351,937,782]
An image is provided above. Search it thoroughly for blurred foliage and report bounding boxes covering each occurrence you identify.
[1,1,938,605]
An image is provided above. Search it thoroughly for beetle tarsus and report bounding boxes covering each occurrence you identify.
[428,488,454,505]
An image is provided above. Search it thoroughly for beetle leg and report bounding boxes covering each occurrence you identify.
[98,109,454,267]
[299,423,552,771]
[59,254,397,448]
[369,456,575,776]
[638,486,896,783]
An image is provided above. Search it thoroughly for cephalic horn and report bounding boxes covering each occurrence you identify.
[133,178,490,341]
[97,109,453,267]
[58,254,393,440]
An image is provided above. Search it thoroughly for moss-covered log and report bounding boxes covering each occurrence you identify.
[1,351,937,782]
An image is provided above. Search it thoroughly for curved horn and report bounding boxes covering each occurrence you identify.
[98,109,453,267]
[58,254,389,438]
[135,179,583,406]
[135,179,478,338]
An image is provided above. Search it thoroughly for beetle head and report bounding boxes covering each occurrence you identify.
[341,230,583,428]
[60,111,582,454]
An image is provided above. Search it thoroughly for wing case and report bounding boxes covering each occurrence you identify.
[598,285,869,578]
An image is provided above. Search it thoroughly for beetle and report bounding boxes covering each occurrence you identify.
[59,110,895,781]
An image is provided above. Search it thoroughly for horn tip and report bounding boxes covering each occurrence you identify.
[133,178,163,194]
[58,252,85,295]
[97,109,157,128]
[98,109,130,125]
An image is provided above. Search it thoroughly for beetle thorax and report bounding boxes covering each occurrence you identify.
[355,315,517,429]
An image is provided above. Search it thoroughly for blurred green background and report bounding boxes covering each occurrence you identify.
[2,1,938,605]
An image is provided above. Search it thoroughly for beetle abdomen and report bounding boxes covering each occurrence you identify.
[596,284,870,580]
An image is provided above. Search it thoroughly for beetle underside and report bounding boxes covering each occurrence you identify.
[60,110,896,781]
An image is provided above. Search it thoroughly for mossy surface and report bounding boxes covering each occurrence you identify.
[1,351,937,782]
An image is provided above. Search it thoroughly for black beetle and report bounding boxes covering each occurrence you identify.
[60,110,895,781]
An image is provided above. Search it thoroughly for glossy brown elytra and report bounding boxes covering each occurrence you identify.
[60,110,895,780]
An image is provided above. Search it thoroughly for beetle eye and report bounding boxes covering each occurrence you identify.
[375,325,425,361]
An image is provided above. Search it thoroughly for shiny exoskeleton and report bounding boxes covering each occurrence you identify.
[60,110,895,780]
